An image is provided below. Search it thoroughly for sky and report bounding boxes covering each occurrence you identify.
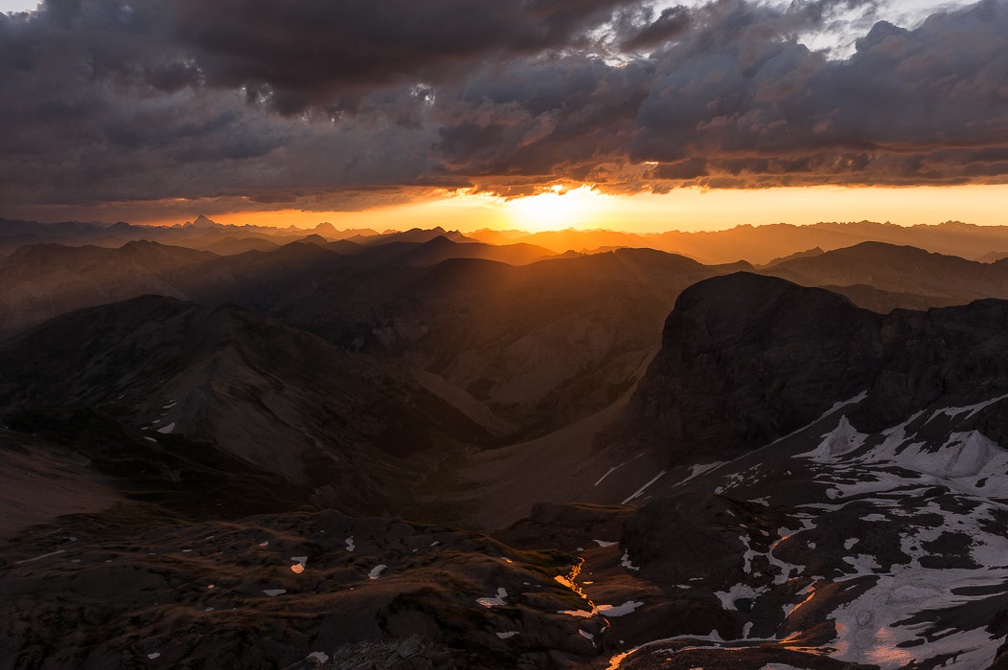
[1,0,1006,232]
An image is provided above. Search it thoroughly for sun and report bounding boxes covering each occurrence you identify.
[505,185,604,232]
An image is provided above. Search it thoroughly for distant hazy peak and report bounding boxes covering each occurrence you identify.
[186,214,220,229]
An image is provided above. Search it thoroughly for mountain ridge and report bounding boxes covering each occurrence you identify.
[0,295,495,519]
[10,217,1008,263]
[605,271,1008,468]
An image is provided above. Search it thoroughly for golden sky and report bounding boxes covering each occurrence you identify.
[201,184,1008,233]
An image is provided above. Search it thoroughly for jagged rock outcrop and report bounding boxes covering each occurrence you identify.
[608,273,882,464]
[609,272,1008,466]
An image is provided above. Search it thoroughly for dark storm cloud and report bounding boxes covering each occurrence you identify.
[432,0,1008,191]
[1,0,1008,220]
[624,0,1008,188]
[170,0,641,114]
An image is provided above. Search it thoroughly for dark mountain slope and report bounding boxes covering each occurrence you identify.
[0,239,362,338]
[858,296,1008,434]
[604,271,1008,468]
[762,241,1008,310]
[0,240,726,438]
[281,248,720,435]
[199,235,282,255]
[352,226,474,246]
[0,236,548,338]
[815,282,959,313]
[757,246,824,268]
[348,234,555,268]
[178,240,350,309]
[0,296,492,519]
[0,241,215,336]
[602,273,883,465]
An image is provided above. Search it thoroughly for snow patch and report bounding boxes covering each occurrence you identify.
[620,550,640,571]
[559,608,595,618]
[897,431,1008,481]
[156,422,176,434]
[932,394,1008,422]
[477,587,507,608]
[842,553,881,577]
[828,566,1008,669]
[596,601,644,617]
[674,461,726,487]
[368,564,387,580]
[715,583,766,611]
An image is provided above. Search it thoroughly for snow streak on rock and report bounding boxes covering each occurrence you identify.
[622,471,666,505]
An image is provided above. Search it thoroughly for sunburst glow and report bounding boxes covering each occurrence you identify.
[505,186,608,232]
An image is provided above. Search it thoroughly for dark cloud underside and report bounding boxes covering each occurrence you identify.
[1,0,1007,216]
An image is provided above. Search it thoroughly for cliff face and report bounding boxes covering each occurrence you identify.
[611,273,883,463]
[611,272,1008,466]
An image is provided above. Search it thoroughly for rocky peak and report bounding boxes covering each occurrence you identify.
[608,272,1008,466]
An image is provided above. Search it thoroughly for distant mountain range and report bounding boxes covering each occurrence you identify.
[7,216,1008,264]
[467,220,1008,264]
